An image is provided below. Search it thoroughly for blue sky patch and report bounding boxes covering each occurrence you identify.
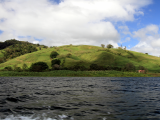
[0,18,6,22]
[18,36,26,38]
[34,37,43,42]
[0,30,3,35]
[48,0,63,5]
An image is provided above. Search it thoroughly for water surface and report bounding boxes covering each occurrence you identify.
[0,77,160,120]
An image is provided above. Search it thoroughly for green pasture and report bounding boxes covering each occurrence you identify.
[0,44,160,74]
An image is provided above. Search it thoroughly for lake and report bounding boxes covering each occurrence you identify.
[0,77,160,120]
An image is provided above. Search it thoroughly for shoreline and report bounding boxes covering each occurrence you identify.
[0,70,158,77]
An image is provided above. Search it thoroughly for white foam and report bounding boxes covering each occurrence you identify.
[0,114,107,120]
[0,114,67,120]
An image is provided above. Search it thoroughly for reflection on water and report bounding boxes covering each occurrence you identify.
[0,77,160,120]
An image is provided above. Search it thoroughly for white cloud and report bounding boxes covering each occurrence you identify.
[131,24,160,57]
[118,26,131,35]
[0,0,152,48]
[133,24,159,41]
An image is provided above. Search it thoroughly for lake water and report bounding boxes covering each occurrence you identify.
[0,77,160,120]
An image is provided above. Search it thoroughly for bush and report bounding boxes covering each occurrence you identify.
[43,68,52,72]
[117,53,121,56]
[138,65,145,70]
[61,67,69,70]
[97,65,106,71]
[29,62,49,72]
[4,66,13,71]
[52,64,62,70]
[111,66,121,71]
[0,58,5,63]
[70,64,87,71]
[123,63,136,72]
[66,53,72,58]
[14,67,23,72]
[104,65,112,70]
[51,58,61,66]
[90,63,99,70]
[50,51,59,59]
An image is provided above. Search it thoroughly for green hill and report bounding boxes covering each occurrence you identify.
[0,41,159,73]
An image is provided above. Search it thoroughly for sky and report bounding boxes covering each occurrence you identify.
[0,0,160,57]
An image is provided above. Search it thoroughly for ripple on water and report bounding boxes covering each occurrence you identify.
[0,77,160,120]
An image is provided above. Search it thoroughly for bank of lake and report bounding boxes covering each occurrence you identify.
[0,70,159,77]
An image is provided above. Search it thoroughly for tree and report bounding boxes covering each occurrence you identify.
[50,51,59,59]
[29,62,49,72]
[51,58,61,66]
[101,44,105,48]
[22,63,28,71]
[106,44,114,48]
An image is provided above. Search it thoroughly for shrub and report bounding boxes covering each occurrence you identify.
[4,66,13,71]
[66,53,72,58]
[50,51,59,59]
[104,65,112,70]
[51,58,61,66]
[62,67,69,70]
[29,62,49,72]
[0,58,5,63]
[145,53,148,55]
[138,65,145,70]
[123,63,136,72]
[97,65,106,71]
[90,63,99,70]
[112,66,121,71]
[52,64,62,70]
[117,53,121,56]
[128,56,132,58]
[14,67,23,72]
[70,64,87,71]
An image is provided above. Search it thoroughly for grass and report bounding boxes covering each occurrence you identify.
[0,70,155,77]
[0,44,160,77]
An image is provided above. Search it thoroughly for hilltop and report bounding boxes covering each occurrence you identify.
[0,39,160,73]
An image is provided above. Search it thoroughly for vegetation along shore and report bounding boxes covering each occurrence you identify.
[0,39,160,77]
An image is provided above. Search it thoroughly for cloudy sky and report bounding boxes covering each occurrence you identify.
[0,0,160,57]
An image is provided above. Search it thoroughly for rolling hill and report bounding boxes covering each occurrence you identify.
[0,40,159,73]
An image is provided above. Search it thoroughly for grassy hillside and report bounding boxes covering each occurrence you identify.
[0,44,160,73]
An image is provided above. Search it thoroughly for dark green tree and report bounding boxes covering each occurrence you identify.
[29,62,49,72]
[50,51,59,59]
[22,63,28,71]
[51,58,61,66]
[106,44,114,48]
